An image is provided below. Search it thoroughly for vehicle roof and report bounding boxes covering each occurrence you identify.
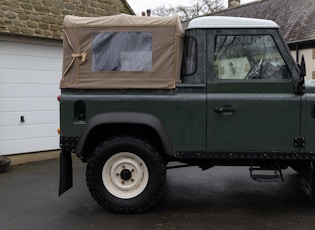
[187,16,279,29]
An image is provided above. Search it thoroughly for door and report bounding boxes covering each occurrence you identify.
[0,37,62,155]
[206,30,301,152]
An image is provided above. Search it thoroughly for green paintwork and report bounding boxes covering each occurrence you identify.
[303,81,315,152]
[60,88,207,151]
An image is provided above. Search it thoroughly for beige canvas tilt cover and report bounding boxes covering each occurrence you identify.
[60,14,184,89]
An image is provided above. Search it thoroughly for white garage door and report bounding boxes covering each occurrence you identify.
[0,36,62,155]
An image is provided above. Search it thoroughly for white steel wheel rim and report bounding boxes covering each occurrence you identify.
[102,152,149,199]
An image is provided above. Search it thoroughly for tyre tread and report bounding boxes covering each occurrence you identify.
[86,136,166,213]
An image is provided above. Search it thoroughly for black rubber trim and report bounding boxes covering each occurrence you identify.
[60,136,79,153]
[175,151,315,161]
[76,112,173,156]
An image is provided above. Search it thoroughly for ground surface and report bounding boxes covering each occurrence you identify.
[1,157,315,229]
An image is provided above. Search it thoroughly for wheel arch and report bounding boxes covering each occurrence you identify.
[77,112,174,160]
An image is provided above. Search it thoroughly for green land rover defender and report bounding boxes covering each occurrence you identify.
[58,14,314,213]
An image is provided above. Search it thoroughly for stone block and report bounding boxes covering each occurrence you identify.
[54,0,64,9]
[97,8,106,16]
[52,30,61,38]
[3,0,19,7]
[19,14,29,20]
[71,0,80,4]
[21,3,33,10]
[57,18,63,26]
[51,7,62,15]
[87,7,96,14]
[99,3,106,9]
[65,3,75,10]
[39,22,49,29]
[8,26,20,33]
[76,5,86,12]
[35,28,44,36]
[44,30,52,37]
[81,0,89,7]
[12,19,25,27]
[5,12,17,19]
[62,9,72,15]
[50,24,59,31]
[42,0,53,7]
[27,21,37,28]
[34,5,50,13]
[90,1,99,7]
[41,16,56,24]
[30,15,40,22]
[21,27,34,35]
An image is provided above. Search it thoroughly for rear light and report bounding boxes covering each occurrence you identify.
[57,95,61,101]
[57,128,61,134]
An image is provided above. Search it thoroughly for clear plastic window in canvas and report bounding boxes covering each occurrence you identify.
[92,32,152,72]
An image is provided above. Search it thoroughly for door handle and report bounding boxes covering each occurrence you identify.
[215,106,235,115]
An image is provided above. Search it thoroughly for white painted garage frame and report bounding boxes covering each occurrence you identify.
[0,34,62,155]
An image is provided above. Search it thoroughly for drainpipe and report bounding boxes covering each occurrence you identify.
[296,43,299,63]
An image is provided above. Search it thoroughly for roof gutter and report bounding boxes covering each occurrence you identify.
[287,39,315,51]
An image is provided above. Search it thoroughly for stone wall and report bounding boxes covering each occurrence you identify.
[0,0,134,40]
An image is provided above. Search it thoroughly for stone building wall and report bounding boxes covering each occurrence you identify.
[0,0,134,40]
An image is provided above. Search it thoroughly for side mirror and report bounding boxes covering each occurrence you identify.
[295,55,305,95]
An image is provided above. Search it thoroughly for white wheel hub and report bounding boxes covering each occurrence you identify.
[102,152,149,199]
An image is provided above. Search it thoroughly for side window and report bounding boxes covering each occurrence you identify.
[182,36,197,76]
[92,32,152,72]
[214,35,291,80]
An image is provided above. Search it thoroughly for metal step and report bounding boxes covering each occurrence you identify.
[249,163,284,182]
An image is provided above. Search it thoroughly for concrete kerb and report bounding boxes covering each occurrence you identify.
[7,150,60,166]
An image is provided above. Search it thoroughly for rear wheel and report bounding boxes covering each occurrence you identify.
[86,136,166,213]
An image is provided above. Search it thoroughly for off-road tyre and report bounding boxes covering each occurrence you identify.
[86,136,166,213]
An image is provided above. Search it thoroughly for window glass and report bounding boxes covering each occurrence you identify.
[92,32,152,72]
[182,36,197,76]
[215,35,291,80]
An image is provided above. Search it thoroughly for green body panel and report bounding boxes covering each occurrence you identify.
[60,87,207,151]
[303,81,315,152]
[206,92,300,151]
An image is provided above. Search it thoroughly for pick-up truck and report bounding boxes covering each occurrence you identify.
[58,14,313,213]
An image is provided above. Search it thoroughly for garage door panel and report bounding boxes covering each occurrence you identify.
[0,98,58,112]
[0,84,59,98]
[0,111,59,126]
[0,124,58,141]
[0,41,61,58]
[0,137,59,155]
[0,69,61,84]
[0,55,61,71]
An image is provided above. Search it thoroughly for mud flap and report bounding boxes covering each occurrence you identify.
[59,150,73,195]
